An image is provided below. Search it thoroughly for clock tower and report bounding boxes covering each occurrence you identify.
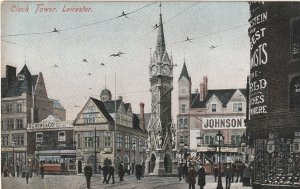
[146,11,177,175]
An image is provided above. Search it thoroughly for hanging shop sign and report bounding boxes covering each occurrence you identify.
[202,117,246,130]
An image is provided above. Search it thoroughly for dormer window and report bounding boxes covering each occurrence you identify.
[212,104,217,112]
[18,74,25,81]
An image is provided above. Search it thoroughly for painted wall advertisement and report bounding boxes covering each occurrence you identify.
[249,5,268,118]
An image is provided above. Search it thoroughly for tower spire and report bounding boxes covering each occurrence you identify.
[156,3,166,62]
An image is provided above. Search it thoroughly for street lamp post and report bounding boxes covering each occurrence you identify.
[216,130,223,189]
[12,141,16,177]
[132,141,136,174]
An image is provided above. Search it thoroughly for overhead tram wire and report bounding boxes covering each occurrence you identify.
[1,2,158,38]
[172,23,249,45]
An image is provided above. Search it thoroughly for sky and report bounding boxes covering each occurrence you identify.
[1,1,250,121]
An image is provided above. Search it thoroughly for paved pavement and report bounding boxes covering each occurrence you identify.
[1,173,252,189]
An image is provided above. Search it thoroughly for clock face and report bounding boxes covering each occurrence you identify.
[162,64,171,75]
[151,65,158,76]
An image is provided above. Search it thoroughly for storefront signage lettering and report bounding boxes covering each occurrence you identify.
[28,121,73,129]
[249,10,268,117]
[202,117,245,129]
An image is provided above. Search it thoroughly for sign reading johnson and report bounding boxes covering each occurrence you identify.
[202,117,246,130]
[249,2,268,117]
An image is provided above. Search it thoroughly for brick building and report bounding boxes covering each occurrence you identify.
[74,88,149,174]
[246,2,300,188]
[1,65,54,171]
[177,63,247,172]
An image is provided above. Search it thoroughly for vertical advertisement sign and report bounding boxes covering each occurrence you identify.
[249,2,268,118]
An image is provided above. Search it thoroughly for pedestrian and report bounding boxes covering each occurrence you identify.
[98,164,102,174]
[186,164,197,189]
[16,164,20,177]
[40,164,44,179]
[177,164,183,181]
[4,164,8,177]
[231,165,235,183]
[235,165,240,182]
[242,164,251,186]
[102,164,109,184]
[25,165,29,184]
[197,164,206,189]
[84,163,93,189]
[213,165,218,182]
[107,164,115,184]
[224,164,233,189]
[135,163,142,180]
[119,162,125,181]
[183,163,188,179]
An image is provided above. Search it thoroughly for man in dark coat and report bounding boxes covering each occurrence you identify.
[224,164,233,189]
[197,165,206,189]
[183,163,188,179]
[135,163,142,180]
[187,165,197,189]
[107,164,115,184]
[242,164,251,186]
[213,165,218,182]
[84,164,93,189]
[16,164,20,177]
[102,164,109,184]
[177,164,183,181]
[118,162,125,181]
[40,164,44,179]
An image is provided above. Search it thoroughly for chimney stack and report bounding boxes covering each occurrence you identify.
[199,76,208,101]
[118,96,123,101]
[139,102,145,131]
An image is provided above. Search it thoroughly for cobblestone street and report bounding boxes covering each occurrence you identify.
[2,174,252,189]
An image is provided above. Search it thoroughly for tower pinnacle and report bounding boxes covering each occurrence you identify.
[155,11,166,62]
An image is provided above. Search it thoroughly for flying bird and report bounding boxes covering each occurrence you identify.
[174,64,178,67]
[53,64,59,68]
[100,63,105,66]
[185,36,192,42]
[88,73,92,76]
[52,28,60,33]
[153,24,159,29]
[110,52,125,57]
[209,45,217,50]
[82,59,88,63]
[118,11,128,18]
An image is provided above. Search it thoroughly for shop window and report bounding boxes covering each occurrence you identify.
[36,132,43,142]
[233,103,243,112]
[58,131,66,141]
[292,20,300,58]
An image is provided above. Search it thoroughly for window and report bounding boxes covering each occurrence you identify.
[181,104,186,113]
[1,135,9,146]
[132,138,137,151]
[83,113,96,124]
[231,135,241,147]
[16,103,23,113]
[13,134,24,146]
[211,104,216,112]
[292,20,300,58]
[204,134,217,145]
[16,118,23,129]
[6,119,14,129]
[184,136,189,145]
[7,104,13,113]
[125,135,129,149]
[116,132,122,148]
[36,133,43,142]
[84,137,93,147]
[58,131,66,141]
[104,132,112,147]
[139,139,143,151]
[77,134,81,148]
[233,103,243,112]
[180,136,184,144]
[179,118,188,129]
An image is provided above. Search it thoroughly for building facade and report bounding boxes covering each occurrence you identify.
[74,89,148,174]
[1,65,54,171]
[177,63,247,171]
[246,2,300,188]
[27,115,75,174]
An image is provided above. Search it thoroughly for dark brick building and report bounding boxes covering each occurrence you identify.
[246,2,300,188]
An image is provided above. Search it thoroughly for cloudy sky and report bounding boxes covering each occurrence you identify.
[1,1,250,120]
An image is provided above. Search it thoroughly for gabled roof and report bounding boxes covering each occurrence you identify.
[18,64,31,76]
[190,89,246,108]
[102,100,122,113]
[90,97,114,122]
[49,99,65,111]
[133,113,148,132]
[179,62,190,81]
